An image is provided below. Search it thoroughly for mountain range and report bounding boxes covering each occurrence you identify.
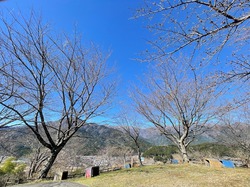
[0,122,227,159]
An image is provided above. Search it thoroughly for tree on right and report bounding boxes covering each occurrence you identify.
[215,103,250,165]
[133,60,228,162]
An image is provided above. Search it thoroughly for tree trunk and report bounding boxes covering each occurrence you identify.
[38,151,59,179]
[137,146,143,166]
[179,142,189,163]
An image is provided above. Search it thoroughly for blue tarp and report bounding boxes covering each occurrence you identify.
[220,160,235,168]
[171,159,178,164]
[124,164,131,169]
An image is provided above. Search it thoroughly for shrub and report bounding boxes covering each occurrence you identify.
[188,143,236,158]
[154,156,168,163]
[70,168,84,176]
[0,157,26,186]
[143,145,178,163]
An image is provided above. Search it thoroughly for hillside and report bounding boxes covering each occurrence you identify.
[0,123,151,158]
[0,123,248,159]
[139,127,215,146]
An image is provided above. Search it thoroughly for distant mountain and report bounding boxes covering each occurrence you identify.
[0,123,152,158]
[1,122,242,159]
[139,127,215,146]
[74,123,152,155]
[139,128,172,145]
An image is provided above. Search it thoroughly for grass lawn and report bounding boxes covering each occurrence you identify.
[70,164,250,187]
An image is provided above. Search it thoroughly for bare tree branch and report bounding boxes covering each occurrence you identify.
[136,0,250,79]
[0,11,115,178]
[133,59,228,162]
[117,113,144,166]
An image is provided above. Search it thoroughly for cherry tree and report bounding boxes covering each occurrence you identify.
[0,12,115,178]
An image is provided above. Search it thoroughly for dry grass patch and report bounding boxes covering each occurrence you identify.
[71,164,250,187]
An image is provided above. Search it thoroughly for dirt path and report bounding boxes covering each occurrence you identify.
[10,181,87,187]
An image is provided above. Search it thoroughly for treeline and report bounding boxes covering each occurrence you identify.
[143,143,242,163]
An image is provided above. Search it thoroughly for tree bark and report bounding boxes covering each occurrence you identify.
[137,146,143,166]
[39,149,60,179]
[179,142,189,163]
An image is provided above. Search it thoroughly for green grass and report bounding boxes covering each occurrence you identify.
[70,164,250,187]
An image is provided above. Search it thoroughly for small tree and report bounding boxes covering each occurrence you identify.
[134,60,227,162]
[118,115,144,166]
[98,146,133,168]
[215,103,250,164]
[28,147,49,179]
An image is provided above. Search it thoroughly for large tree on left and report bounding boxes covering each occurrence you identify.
[0,12,115,178]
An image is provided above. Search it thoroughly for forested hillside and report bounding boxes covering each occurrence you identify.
[0,123,151,158]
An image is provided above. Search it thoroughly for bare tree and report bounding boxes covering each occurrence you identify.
[28,147,49,179]
[98,145,133,169]
[136,0,250,78]
[0,12,115,178]
[215,103,250,164]
[133,60,228,162]
[118,115,144,166]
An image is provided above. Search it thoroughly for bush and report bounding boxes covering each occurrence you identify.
[70,168,84,176]
[154,156,168,163]
[0,157,26,186]
[143,145,178,163]
[188,143,236,158]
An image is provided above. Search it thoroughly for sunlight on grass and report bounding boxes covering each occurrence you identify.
[70,164,250,187]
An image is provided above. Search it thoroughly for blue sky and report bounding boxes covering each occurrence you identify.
[0,0,152,123]
[0,0,150,93]
[1,1,246,125]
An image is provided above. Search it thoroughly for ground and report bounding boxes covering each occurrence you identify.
[10,182,87,187]
[10,164,250,187]
[71,164,250,187]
